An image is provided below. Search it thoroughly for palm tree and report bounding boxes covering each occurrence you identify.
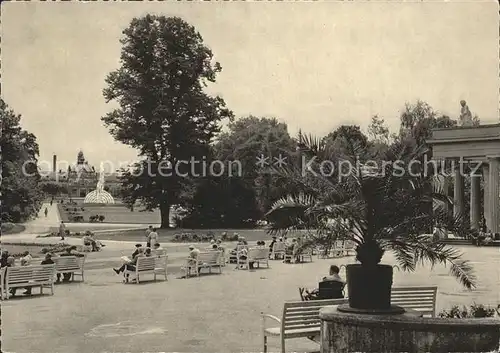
[266,136,476,310]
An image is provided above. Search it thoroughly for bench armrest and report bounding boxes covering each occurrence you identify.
[261,312,281,328]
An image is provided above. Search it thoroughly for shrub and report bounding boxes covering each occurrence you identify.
[439,303,498,318]
[1,222,15,232]
[98,215,105,222]
[72,215,84,222]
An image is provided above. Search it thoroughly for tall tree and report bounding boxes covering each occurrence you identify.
[1,99,43,223]
[323,125,370,161]
[399,100,457,147]
[102,15,233,228]
[215,116,296,213]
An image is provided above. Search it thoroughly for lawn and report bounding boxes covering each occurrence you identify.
[58,203,160,224]
[95,227,306,242]
[1,223,26,235]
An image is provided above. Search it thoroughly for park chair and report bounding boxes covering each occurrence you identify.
[317,280,345,299]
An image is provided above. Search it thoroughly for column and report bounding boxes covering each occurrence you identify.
[483,163,490,230]
[470,166,481,230]
[454,165,465,219]
[488,157,499,233]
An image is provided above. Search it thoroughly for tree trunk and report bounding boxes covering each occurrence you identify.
[160,201,171,229]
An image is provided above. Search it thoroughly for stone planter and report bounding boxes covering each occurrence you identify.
[320,305,500,353]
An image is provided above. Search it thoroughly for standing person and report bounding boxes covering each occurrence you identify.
[50,198,53,206]
[59,221,66,240]
[148,228,159,248]
[145,226,153,247]
[44,207,48,217]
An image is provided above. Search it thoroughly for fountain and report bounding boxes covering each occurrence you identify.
[84,172,115,204]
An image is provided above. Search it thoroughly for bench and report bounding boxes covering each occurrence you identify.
[262,298,348,353]
[153,255,168,281]
[123,256,168,283]
[271,242,286,260]
[3,264,56,299]
[391,286,437,317]
[285,247,313,263]
[185,251,223,277]
[239,247,270,269]
[54,255,86,282]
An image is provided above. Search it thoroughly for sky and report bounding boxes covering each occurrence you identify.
[3,1,499,172]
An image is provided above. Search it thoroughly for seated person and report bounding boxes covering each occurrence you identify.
[305,265,345,300]
[186,245,201,276]
[57,246,84,283]
[20,251,32,266]
[238,246,254,269]
[113,247,144,276]
[483,233,494,245]
[131,243,143,258]
[83,234,100,252]
[153,243,165,256]
[322,265,344,282]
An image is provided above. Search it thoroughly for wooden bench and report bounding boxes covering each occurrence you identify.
[54,255,86,282]
[3,264,56,299]
[239,247,270,269]
[262,298,348,353]
[153,255,168,281]
[185,251,223,277]
[391,286,438,317]
[285,247,313,263]
[123,256,154,283]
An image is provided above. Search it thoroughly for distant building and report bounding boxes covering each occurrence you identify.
[43,151,122,198]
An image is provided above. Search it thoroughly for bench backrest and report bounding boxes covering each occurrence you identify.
[136,256,156,271]
[282,298,348,332]
[54,256,81,271]
[391,286,437,317]
[197,251,221,264]
[248,247,269,260]
[318,280,345,299]
[273,242,286,252]
[6,264,55,283]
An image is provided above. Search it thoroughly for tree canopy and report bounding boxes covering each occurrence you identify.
[102,15,233,227]
[1,99,43,223]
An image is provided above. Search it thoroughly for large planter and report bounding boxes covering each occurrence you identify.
[346,264,393,310]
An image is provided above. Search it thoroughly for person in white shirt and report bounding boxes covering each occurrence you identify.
[148,228,159,248]
[20,251,32,266]
[153,243,165,256]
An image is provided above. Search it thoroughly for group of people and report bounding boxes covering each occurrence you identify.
[0,246,84,297]
[268,236,304,262]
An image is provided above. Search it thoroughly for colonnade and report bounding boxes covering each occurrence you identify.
[453,157,499,233]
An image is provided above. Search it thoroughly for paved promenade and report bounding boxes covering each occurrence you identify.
[3,247,500,353]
